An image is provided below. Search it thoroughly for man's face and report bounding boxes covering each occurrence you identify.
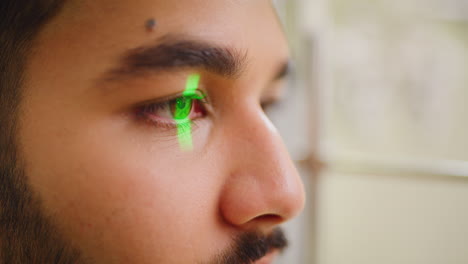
[17,0,305,263]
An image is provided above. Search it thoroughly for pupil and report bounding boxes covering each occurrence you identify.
[177,98,187,109]
[173,97,192,120]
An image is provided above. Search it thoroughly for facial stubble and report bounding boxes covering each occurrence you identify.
[0,145,83,263]
[0,146,288,264]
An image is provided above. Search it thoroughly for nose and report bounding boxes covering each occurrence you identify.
[219,106,305,230]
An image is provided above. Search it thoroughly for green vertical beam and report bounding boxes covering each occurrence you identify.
[174,74,201,151]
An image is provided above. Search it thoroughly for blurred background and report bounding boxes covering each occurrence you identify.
[271,0,468,263]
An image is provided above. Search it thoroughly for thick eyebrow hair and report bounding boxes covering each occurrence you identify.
[102,35,249,82]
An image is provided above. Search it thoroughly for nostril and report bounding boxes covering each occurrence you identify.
[252,214,284,225]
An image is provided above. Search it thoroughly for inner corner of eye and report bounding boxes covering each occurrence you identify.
[261,97,280,110]
[263,95,279,104]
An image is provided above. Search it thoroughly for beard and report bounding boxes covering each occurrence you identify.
[208,228,288,264]
[0,142,288,264]
[0,140,83,263]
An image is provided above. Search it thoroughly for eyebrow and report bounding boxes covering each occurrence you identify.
[102,34,249,82]
[100,34,291,84]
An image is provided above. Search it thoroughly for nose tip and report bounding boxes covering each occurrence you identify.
[219,114,305,229]
[219,162,305,228]
[275,169,306,220]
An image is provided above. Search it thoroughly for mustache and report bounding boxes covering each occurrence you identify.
[211,228,288,264]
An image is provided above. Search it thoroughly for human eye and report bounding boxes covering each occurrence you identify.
[260,93,285,114]
[260,98,279,112]
[135,89,209,129]
[260,83,287,114]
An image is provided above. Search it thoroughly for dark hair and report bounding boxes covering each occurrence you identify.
[0,2,85,262]
[0,0,66,165]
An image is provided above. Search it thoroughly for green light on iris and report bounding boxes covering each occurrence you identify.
[174,74,201,151]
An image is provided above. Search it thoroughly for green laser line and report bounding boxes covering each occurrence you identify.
[174,74,201,151]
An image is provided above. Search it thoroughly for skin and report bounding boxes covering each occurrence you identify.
[18,0,305,263]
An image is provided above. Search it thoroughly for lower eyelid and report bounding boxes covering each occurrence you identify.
[143,113,177,127]
[137,106,202,129]
[140,116,203,137]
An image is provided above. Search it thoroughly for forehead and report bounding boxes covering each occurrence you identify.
[53,0,287,54]
[29,0,288,92]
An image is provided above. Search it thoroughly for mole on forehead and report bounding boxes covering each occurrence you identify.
[145,18,157,32]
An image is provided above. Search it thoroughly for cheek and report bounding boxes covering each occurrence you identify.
[22,114,224,261]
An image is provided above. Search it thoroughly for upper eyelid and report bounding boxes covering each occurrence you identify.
[135,89,208,108]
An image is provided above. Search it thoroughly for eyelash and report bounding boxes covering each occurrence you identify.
[135,90,209,129]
